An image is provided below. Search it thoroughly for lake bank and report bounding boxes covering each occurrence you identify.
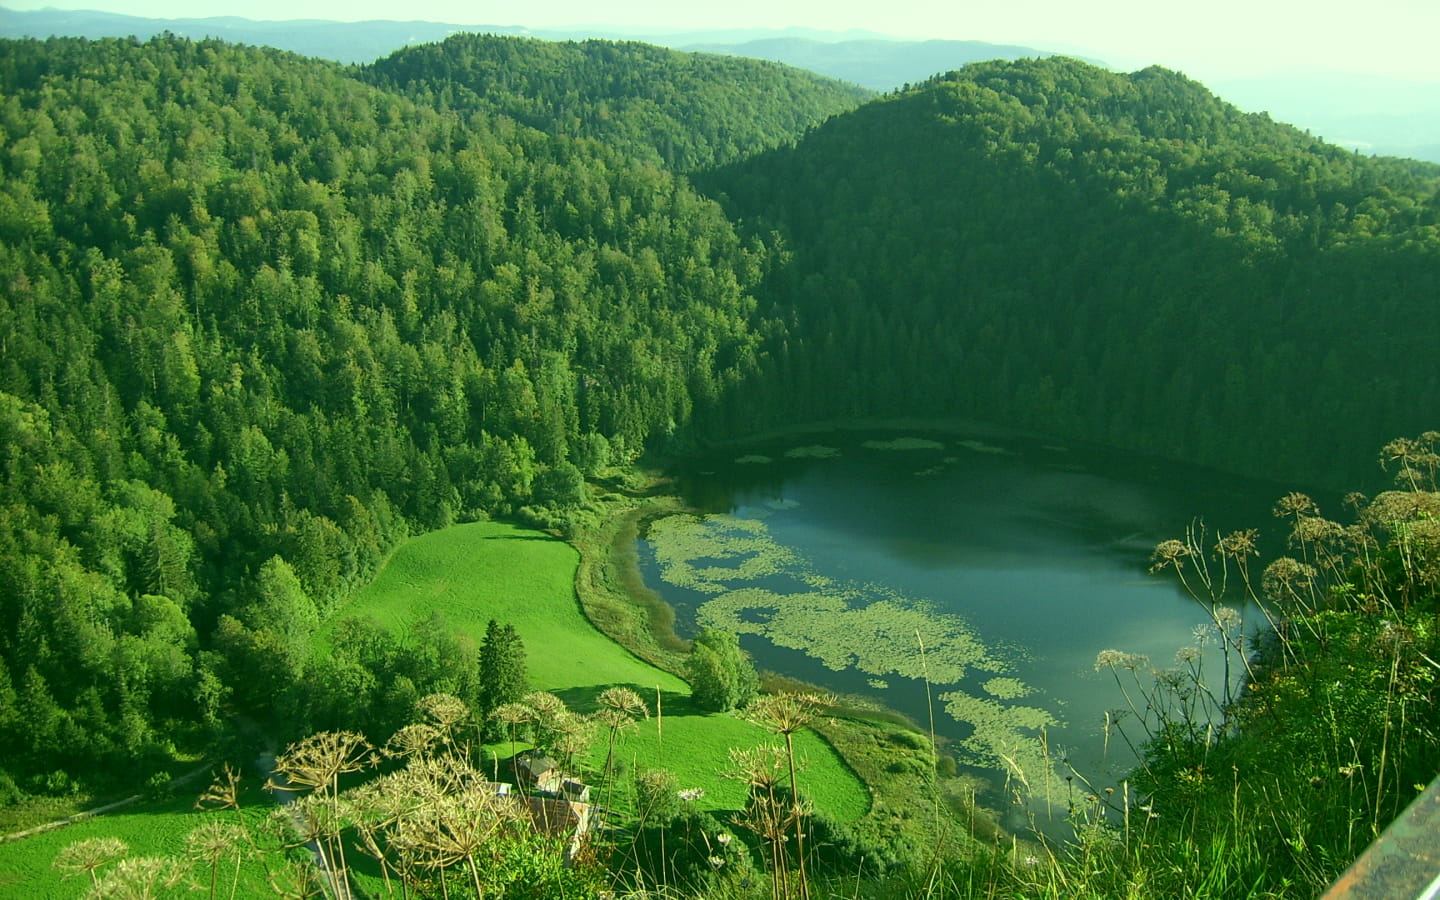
[570,468,1007,853]
[597,422,1302,837]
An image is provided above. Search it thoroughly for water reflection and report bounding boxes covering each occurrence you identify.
[641,430,1283,811]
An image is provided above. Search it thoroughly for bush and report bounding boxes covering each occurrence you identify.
[685,628,759,712]
[144,770,173,801]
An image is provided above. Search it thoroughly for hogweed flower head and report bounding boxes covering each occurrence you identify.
[1215,529,1259,559]
[1214,606,1243,632]
[1095,649,1147,671]
[1149,539,1191,573]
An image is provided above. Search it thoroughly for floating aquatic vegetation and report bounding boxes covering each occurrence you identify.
[940,690,1058,779]
[735,454,774,464]
[649,514,800,594]
[862,437,945,451]
[982,677,1033,700]
[784,444,842,459]
[651,510,1014,684]
[647,506,1057,779]
[700,589,1006,684]
[958,439,1009,455]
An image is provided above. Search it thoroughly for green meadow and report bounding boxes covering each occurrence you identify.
[0,788,281,900]
[339,520,868,819]
[340,520,683,692]
[0,520,866,897]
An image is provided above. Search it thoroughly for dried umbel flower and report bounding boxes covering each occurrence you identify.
[53,837,129,887]
[184,821,247,865]
[270,730,373,795]
[90,856,189,898]
[1274,492,1320,519]
[1290,515,1345,547]
[416,693,470,729]
[1363,490,1440,527]
[1261,556,1316,602]
[1149,539,1191,573]
[386,723,442,760]
[1094,649,1147,671]
[1381,435,1440,489]
[744,692,832,736]
[1215,529,1258,559]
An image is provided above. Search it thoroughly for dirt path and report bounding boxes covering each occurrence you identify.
[0,761,214,844]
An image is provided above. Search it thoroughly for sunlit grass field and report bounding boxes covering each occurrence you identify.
[1,520,867,897]
[339,520,686,691]
[339,520,868,820]
[0,786,282,900]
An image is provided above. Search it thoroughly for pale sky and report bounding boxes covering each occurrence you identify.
[7,0,1440,82]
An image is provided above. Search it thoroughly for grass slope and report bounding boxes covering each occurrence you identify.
[341,520,681,691]
[0,521,868,895]
[0,787,281,900]
[338,520,868,820]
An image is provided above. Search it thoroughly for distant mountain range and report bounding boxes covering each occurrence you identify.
[677,36,1080,90]
[3,7,1437,162]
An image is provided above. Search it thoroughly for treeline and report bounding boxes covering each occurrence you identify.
[4,35,1440,806]
[0,34,812,793]
[362,34,872,172]
[700,57,1440,489]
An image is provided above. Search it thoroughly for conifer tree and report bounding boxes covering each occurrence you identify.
[477,620,527,737]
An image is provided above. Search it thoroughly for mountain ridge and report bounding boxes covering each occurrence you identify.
[0,32,1437,839]
[698,58,1440,488]
[5,7,1436,161]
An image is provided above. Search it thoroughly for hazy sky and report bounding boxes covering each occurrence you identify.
[8,0,1440,81]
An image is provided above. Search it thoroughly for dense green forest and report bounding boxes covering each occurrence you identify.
[0,33,833,794]
[1,31,1439,898]
[701,58,1440,488]
[362,34,872,171]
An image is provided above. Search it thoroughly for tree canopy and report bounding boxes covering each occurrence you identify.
[685,627,759,712]
[1,37,1438,805]
[363,34,871,171]
[0,33,787,790]
[700,57,1440,489]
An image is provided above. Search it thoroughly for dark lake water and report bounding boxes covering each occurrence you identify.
[638,427,1292,811]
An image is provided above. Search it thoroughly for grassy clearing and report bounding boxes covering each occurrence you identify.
[590,707,870,820]
[0,785,281,900]
[338,520,684,692]
[337,518,869,823]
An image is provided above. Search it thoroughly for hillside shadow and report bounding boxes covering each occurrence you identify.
[552,685,701,717]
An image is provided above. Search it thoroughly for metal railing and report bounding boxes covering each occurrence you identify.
[1321,775,1440,899]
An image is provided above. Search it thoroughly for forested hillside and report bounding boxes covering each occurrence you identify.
[363,34,872,171]
[701,57,1440,488]
[0,34,793,793]
[2,33,1439,821]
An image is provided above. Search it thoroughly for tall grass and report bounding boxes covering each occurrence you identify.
[921,434,1440,899]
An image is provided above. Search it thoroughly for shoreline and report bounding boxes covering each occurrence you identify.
[567,456,1007,859]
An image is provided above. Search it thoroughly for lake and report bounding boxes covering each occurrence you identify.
[637,427,1291,818]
